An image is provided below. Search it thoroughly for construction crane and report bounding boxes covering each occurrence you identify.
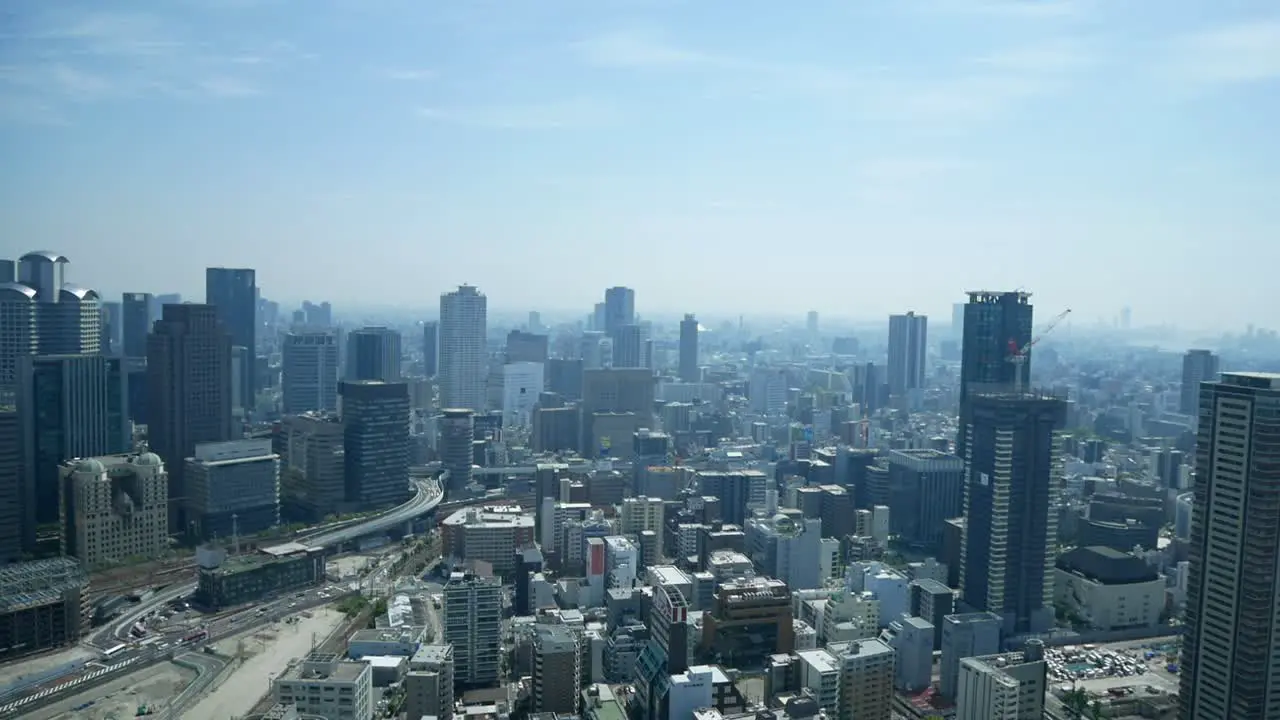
[1007,308,1072,393]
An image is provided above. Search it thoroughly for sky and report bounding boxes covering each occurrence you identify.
[1,0,1279,329]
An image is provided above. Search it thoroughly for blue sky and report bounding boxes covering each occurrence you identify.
[1,0,1278,328]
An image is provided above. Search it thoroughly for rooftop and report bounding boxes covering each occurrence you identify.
[411,644,453,667]
[829,638,895,660]
[796,648,839,674]
[0,557,88,612]
[442,505,535,529]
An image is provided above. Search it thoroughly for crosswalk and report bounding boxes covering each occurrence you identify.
[0,657,140,717]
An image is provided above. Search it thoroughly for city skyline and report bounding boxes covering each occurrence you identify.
[3,1,1279,327]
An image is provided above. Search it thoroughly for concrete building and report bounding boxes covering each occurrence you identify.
[282,331,339,414]
[194,542,325,610]
[881,615,934,692]
[678,314,700,383]
[421,320,439,377]
[278,412,346,521]
[59,453,168,568]
[340,380,411,511]
[147,303,234,533]
[405,644,454,720]
[603,286,635,338]
[533,623,582,715]
[1180,372,1280,720]
[443,570,502,689]
[794,648,841,715]
[273,651,374,720]
[1054,546,1165,631]
[955,641,1047,720]
[184,439,280,541]
[1179,349,1219,416]
[580,368,655,456]
[0,408,20,563]
[439,408,474,495]
[441,505,535,577]
[619,496,665,562]
[829,638,896,720]
[121,292,152,358]
[501,361,544,427]
[885,449,964,549]
[346,326,402,382]
[205,267,257,409]
[940,612,1002,700]
[956,290,1033,459]
[887,311,927,406]
[702,576,794,666]
[439,285,487,411]
[505,329,549,364]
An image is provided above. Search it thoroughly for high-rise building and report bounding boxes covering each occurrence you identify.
[100,301,121,355]
[829,638,895,720]
[422,321,439,377]
[278,412,346,521]
[205,267,257,407]
[282,331,339,414]
[440,408,474,496]
[340,380,410,511]
[603,286,635,338]
[439,285,487,411]
[957,291,1033,458]
[146,303,234,533]
[532,624,581,714]
[505,330,549,364]
[580,368,654,454]
[0,408,22,564]
[346,326,402,382]
[121,292,153,358]
[1179,372,1280,720]
[613,324,644,368]
[1180,349,1220,416]
[679,314,699,383]
[960,391,1064,636]
[18,355,130,534]
[887,311,928,400]
[0,252,101,404]
[806,310,819,336]
[443,570,502,689]
[955,642,1048,720]
[184,439,280,540]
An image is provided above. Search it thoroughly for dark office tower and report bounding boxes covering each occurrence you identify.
[887,311,928,399]
[440,408,475,496]
[422,321,439,377]
[679,314,699,382]
[505,330,549,364]
[147,304,234,533]
[603,286,635,337]
[121,293,153,358]
[613,324,644,368]
[513,547,544,616]
[1180,349,1220,416]
[439,285,488,412]
[960,390,1064,636]
[282,331,339,414]
[340,380,411,510]
[99,301,121,355]
[205,267,257,407]
[1179,372,1280,720]
[580,368,655,453]
[0,408,22,563]
[957,291,1033,459]
[0,260,13,282]
[17,354,130,534]
[346,326,402,382]
[546,358,583,401]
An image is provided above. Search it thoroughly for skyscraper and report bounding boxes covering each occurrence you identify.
[679,314,699,382]
[18,355,130,533]
[0,408,20,563]
[887,311,928,399]
[340,380,411,510]
[612,324,644,368]
[0,252,101,403]
[205,267,257,408]
[422,321,439,377]
[603,286,635,337]
[1180,349,1220,416]
[957,291,1033,458]
[147,303,234,533]
[1179,372,1280,720]
[282,331,339,414]
[122,292,153,358]
[960,390,1064,636]
[345,326,402,382]
[439,285,487,411]
[440,408,474,496]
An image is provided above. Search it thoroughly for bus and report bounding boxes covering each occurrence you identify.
[102,644,128,658]
[183,629,209,644]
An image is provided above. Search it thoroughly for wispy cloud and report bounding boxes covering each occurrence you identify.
[383,68,436,81]
[1167,19,1280,85]
[417,99,615,130]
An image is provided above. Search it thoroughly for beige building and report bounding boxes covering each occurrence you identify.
[405,644,454,720]
[619,495,664,559]
[440,505,535,577]
[829,638,895,720]
[60,453,168,568]
[273,651,373,720]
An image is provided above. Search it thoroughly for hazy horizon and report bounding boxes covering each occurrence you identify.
[3,0,1279,328]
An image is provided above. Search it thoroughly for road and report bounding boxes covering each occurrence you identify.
[5,479,442,718]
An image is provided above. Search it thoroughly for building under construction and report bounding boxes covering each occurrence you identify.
[0,557,89,662]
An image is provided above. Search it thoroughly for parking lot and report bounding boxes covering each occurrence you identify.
[1046,637,1182,698]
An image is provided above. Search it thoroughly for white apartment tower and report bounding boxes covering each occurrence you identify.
[439,285,488,412]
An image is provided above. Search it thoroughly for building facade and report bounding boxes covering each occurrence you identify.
[60,453,168,568]
[439,285,487,411]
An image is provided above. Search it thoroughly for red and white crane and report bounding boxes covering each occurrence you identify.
[1007,308,1072,393]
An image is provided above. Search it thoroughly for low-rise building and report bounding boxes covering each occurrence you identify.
[441,505,535,577]
[274,651,374,720]
[955,641,1048,720]
[0,557,89,662]
[194,541,324,610]
[1054,546,1165,631]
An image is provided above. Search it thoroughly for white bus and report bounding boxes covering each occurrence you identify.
[102,644,128,658]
